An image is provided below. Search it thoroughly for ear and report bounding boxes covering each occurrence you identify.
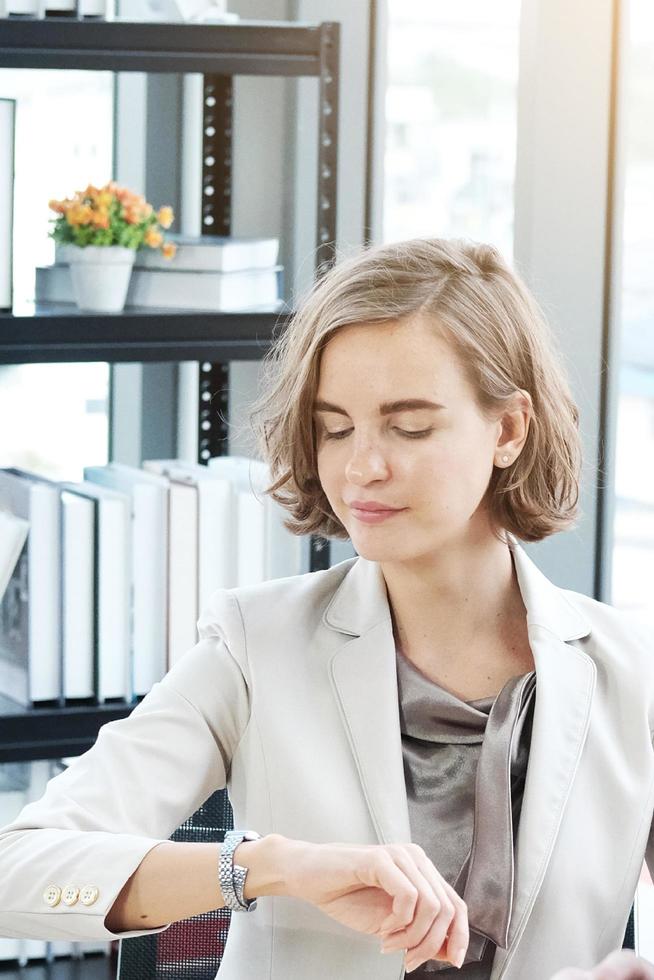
[494,389,532,469]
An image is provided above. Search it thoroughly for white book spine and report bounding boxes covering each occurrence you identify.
[77,0,107,15]
[5,1,38,15]
[97,497,130,701]
[196,478,236,603]
[167,481,198,668]
[132,484,168,695]
[61,492,95,700]
[27,485,61,701]
[83,467,169,696]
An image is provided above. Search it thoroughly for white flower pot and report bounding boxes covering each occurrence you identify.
[63,244,136,314]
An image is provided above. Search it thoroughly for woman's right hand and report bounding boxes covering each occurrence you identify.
[282,838,470,971]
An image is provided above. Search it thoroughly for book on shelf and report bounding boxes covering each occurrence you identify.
[145,456,264,589]
[207,455,304,584]
[77,0,111,16]
[38,0,76,15]
[60,481,131,703]
[0,456,305,707]
[143,460,236,602]
[1,2,38,16]
[35,262,284,312]
[83,463,168,698]
[0,99,15,312]
[0,509,29,604]
[144,468,199,669]
[130,234,280,272]
[59,487,96,701]
[0,469,61,706]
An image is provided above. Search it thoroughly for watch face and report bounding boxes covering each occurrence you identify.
[243,830,261,841]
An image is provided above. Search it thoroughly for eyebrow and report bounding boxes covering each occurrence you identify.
[313,398,447,416]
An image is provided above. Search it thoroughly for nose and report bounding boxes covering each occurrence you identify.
[344,436,390,485]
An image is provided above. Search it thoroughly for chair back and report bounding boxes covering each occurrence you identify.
[117,788,233,980]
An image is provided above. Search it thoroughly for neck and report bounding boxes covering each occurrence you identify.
[381,530,524,659]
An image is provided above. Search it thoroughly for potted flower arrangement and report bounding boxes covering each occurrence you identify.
[48,182,177,313]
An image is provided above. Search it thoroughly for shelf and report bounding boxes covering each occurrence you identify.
[0,18,329,76]
[0,952,113,978]
[0,305,291,363]
[0,695,134,763]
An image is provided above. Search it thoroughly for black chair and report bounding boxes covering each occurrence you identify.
[117,788,233,980]
[116,786,637,979]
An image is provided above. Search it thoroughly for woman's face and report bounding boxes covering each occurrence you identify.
[314,315,509,563]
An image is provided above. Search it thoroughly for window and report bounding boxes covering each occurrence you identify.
[607,0,654,954]
[382,0,521,261]
[0,69,113,480]
[609,0,654,621]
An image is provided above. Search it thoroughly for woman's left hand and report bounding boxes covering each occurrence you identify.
[549,949,654,979]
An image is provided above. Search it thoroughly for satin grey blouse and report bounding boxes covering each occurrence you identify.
[395,647,537,978]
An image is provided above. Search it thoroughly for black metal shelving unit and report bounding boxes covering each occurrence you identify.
[0,306,290,363]
[0,16,339,763]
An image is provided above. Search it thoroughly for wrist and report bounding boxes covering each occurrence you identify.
[233,833,297,900]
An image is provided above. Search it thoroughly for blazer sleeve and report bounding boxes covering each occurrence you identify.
[0,589,251,942]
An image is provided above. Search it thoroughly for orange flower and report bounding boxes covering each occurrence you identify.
[97,190,113,209]
[157,206,174,229]
[66,204,93,227]
[92,208,110,229]
[48,199,66,214]
[161,242,177,260]
[144,228,163,248]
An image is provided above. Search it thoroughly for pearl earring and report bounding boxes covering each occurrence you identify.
[501,455,510,463]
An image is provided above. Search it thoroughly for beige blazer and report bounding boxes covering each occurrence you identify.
[0,535,653,980]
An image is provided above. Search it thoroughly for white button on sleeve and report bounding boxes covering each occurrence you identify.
[43,885,61,908]
[80,885,99,906]
[61,886,79,906]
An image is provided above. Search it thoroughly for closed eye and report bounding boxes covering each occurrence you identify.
[322,428,434,440]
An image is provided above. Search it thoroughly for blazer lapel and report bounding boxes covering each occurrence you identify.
[325,558,412,846]
[322,541,597,973]
[492,542,597,976]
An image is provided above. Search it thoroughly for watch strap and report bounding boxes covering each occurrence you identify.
[219,830,261,912]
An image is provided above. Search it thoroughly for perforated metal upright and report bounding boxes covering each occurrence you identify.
[198,22,340,571]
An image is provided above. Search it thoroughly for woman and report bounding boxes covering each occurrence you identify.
[0,238,652,980]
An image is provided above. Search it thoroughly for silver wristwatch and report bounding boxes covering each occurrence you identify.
[219,829,262,912]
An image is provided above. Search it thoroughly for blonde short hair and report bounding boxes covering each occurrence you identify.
[250,237,581,543]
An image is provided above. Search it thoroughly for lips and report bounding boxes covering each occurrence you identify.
[348,501,403,512]
[348,502,407,524]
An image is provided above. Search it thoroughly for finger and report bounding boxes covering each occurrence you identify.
[418,864,469,965]
[380,858,466,968]
[367,851,420,934]
[378,853,449,954]
[402,908,457,972]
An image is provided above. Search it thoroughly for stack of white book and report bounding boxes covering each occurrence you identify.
[34,235,284,312]
[0,456,306,707]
